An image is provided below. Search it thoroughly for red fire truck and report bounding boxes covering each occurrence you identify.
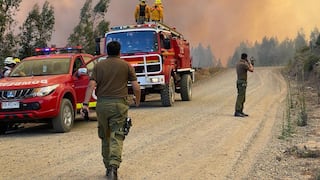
[96,22,195,106]
[0,47,97,134]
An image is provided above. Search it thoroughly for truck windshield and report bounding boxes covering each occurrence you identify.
[106,31,158,54]
[10,58,71,77]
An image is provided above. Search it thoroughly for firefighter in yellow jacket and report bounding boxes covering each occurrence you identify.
[135,0,150,24]
[156,0,163,9]
[150,0,163,22]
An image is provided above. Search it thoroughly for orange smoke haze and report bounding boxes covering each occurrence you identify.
[16,0,320,65]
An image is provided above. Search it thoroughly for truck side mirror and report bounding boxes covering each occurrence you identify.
[163,38,171,49]
[77,68,88,77]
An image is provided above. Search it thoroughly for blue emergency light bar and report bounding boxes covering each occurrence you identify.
[110,23,157,31]
[58,46,83,54]
[109,22,182,37]
[35,47,57,53]
[34,46,83,55]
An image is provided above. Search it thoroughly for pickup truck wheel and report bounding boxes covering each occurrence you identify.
[52,99,74,133]
[161,76,175,107]
[180,74,192,101]
[140,93,146,102]
[0,123,8,135]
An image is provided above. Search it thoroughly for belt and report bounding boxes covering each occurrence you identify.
[97,96,126,103]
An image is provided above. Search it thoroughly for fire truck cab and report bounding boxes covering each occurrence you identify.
[96,22,195,106]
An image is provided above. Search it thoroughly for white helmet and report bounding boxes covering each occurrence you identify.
[4,57,16,65]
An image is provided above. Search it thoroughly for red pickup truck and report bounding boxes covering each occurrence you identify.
[0,47,97,134]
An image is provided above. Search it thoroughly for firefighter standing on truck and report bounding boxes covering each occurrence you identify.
[150,0,163,22]
[135,0,150,24]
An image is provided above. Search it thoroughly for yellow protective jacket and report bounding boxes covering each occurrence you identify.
[150,5,163,22]
[134,3,151,21]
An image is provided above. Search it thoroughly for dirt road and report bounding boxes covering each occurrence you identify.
[0,67,287,180]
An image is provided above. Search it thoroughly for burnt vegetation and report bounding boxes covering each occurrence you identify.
[280,30,320,179]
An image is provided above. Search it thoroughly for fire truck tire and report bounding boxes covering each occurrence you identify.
[0,123,8,135]
[52,98,74,133]
[161,76,175,106]
[180,74,192,101]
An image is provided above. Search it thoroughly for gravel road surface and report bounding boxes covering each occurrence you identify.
[0,67,287,180]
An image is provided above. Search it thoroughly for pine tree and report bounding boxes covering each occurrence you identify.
[294,29,307,50]
[316,34,320,46]
[19,1,55,58]
[0,0,22,64]
[68,0,110,55]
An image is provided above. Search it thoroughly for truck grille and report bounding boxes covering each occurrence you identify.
[122,54,162,76]
[134,65,161,74]
[0,88,34,100]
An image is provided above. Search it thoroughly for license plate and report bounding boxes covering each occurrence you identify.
[1,101,20,109]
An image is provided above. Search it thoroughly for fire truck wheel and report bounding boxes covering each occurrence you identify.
[0,123,8,135]
[161,76,175,106]
[180,74,192,101]
[52,98,74,133]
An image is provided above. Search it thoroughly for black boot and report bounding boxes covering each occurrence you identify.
[106,168,110,177]
[107,166,118,180]
[241,112,249,116]
[234,111,245,117]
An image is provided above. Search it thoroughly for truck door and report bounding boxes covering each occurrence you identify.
[72,56,89,104]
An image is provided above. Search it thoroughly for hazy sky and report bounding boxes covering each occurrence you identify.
[15,0,320,64]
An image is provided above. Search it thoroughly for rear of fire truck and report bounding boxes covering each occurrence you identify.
[97,23,194,106]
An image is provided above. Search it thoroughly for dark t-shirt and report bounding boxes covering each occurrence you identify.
[236,59,250,81]
[91,56,137,98]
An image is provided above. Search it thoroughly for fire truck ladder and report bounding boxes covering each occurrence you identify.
[153,22,184,38]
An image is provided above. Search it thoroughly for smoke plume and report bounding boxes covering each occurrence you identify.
[16,0,320,65]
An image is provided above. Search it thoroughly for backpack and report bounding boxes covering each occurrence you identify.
[139,4,146,16]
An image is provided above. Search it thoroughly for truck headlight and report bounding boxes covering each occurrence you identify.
[32,84,59,97]
[149,77,163,83]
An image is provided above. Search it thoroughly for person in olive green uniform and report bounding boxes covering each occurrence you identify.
[82,41,141,179]
[234,53,254,117]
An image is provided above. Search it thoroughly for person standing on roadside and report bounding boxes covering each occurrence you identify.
[234,53,254,117]
[81,41,141,180]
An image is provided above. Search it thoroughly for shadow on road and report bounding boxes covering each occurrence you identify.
[1,117,96,137]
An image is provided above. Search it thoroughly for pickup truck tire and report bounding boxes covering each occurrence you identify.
[52,98,74,133]
[140,93,146,102]
[161,76,175,107]
[180,74,192,101]
[0,123,8,135]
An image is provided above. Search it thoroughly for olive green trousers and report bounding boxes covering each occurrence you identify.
[96,97,129,169]
[235,80,247,113]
